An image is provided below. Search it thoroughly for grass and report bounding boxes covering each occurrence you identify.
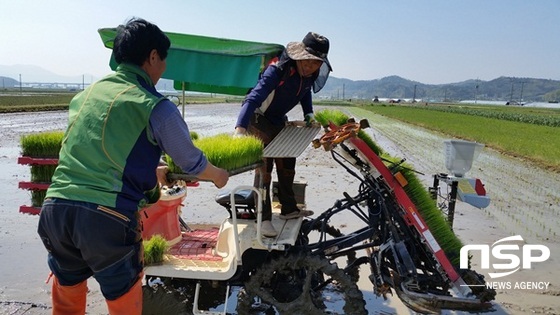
[415,102,560,127]
[0,91,75,113]
[360,104,560,171]
[0,92,76,105]
[314,100,356,107]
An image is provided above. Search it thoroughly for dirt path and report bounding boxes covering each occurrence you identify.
[1,105,559,314]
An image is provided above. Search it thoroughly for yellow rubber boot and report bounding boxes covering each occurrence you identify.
[106,276,142,315]
[51,277,87,314]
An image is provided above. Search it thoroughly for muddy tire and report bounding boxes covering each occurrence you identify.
[303,220,360,283]
[239,253,367,315]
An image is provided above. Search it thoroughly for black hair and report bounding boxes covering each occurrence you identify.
[113,17,171,66]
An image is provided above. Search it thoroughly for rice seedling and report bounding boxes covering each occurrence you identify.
[30,165,57,182]
[143,234,169,265]
[20,131,64,157]
[357,130,383,156]
[377,151,459,250]
[31,190,47,207]
[167,133,263,173]
[194,134,263,171]
[315,109,349,127]
[190,131,199,141]
[385,154,464,264]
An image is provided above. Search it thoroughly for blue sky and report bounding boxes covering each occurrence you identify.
[1,0,558,84]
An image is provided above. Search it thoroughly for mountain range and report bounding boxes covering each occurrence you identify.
[2,64,559,102]
[320,76,560,103]
[0,64,103,86]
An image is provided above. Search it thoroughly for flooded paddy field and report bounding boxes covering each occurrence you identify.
[1,104,559,314]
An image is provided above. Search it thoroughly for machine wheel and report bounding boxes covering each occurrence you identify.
[238,253,367,315]
[302,219,360,283]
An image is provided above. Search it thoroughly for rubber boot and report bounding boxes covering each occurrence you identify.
[264,182,275,221]
[277,168,298,214]
[258,182,277,237]
[254,165,273,222]
[51,277,87,315]
[106,276,142,315]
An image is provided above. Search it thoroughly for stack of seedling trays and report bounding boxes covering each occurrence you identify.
[18,131,64,215]
[17,132,264,215]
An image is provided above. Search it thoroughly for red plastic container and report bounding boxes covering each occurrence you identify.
[140,186,186,245]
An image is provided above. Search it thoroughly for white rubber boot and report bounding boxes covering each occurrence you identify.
[261,220,277,237]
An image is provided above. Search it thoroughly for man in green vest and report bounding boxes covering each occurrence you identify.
[37,18,229,314]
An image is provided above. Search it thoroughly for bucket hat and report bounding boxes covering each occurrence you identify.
[286,32,332,71]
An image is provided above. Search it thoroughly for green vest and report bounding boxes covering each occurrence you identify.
[47,63,165,213]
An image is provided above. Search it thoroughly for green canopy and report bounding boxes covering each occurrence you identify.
[98,28,284,96]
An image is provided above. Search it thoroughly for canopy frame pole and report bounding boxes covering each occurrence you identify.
[181,82,186,118]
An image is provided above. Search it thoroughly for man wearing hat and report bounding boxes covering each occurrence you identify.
[234,32,332,237]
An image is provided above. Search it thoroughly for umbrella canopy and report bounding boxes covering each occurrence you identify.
[98,28,284,95]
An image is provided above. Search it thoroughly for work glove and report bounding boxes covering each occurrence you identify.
[304,113,316,127]
[156,165,177,187]
[233,127,247,138]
